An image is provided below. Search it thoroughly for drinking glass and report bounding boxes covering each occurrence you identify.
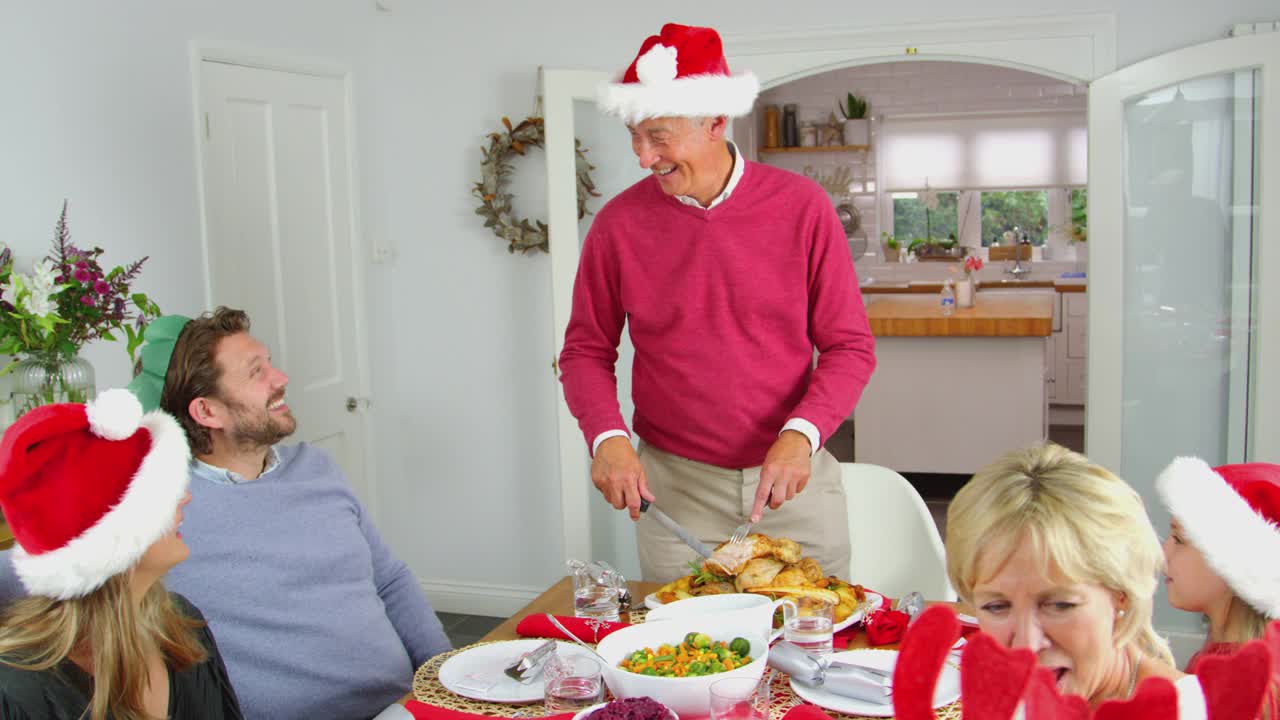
[568,559,623,622]
[543,654,604,713]
[781,596,836,660]
[709,676,770,720]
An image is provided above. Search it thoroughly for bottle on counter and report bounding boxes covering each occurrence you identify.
[782,104,799,147]
[763,105,780,148]
[940,279,956,316]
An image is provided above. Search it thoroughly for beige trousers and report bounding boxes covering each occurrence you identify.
[636,441,851,583]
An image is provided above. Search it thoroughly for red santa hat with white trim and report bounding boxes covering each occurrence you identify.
[1157,457,1280,619]
[0,388,191,599]
[597,23,760,125]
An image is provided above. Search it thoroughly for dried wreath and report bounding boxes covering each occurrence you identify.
[473,116,599,254]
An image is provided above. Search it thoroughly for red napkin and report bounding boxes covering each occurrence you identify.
[782,704,832,720]
[865,609,910,646]
[515,614,630,643]
[405,701,573,720]
[831,594,979,649]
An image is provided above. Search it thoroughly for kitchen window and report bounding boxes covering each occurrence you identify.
[980,190,1049,245]
[892,191,959,244]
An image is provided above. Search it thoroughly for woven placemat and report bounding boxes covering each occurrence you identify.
[413,619,961,719]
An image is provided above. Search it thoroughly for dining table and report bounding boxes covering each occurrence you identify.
[402,577,965,719]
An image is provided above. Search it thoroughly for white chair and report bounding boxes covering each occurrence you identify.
[841,462,958,602]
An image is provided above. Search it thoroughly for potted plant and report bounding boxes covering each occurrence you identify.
[837,92,869,146]
[0,203,162,419]
[881,232,900,263]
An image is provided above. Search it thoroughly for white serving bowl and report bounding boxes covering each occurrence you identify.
[645,594,788,643]
[594,616,769,718]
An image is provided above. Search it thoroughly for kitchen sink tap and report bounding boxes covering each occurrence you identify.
[1005,228,1032,278]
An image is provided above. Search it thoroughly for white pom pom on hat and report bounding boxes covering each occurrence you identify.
[86,388,144,440]
[635,44,679,85]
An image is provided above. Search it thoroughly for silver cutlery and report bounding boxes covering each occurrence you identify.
[543,614,611,665]
[638,500,713,558]
[504,639,557,683]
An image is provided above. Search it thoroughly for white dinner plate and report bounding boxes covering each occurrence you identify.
[437,640,593,704]
[789,648,961,717]
[644,592,883,633]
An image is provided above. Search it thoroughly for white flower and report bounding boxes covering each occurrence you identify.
[25,287,58,318]
[29,259,58,292]
[0,274,24,307]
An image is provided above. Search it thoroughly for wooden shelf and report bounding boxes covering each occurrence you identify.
[759,144,870,154]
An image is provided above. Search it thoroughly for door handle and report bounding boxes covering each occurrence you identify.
[346,397,371,412]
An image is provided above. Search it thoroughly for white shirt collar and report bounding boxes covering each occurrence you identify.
[674,140,745,210]
[193,445,282,485]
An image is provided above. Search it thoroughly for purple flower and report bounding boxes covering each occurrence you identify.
[74,268,92,283]
[80,294,94,306]
[93,279,110,295]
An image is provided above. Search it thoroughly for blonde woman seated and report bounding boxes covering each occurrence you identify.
[946,443,1205,714]
[0,390,242,720]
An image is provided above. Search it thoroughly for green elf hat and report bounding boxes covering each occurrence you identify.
[126,315,192,413]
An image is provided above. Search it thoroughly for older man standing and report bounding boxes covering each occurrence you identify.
[559,23,876,582]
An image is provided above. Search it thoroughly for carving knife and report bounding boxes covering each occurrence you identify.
[639,499,713,559]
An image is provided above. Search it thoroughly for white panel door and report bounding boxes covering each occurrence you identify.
[199,60,372,505]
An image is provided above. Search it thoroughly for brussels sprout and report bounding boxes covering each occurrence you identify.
[729,637,751,656]
[693,633,712,649]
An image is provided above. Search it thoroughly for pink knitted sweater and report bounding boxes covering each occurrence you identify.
[559,161,876,469]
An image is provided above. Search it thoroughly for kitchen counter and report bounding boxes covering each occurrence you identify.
[865,293,1053,337]
[860,279,1086,294]
[854,295,1052,474]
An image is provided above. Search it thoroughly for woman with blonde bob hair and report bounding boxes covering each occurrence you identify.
[947,443,1205,712]
[0,390,242,720]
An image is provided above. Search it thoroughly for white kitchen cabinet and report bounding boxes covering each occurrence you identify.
[1052,292,1089,408]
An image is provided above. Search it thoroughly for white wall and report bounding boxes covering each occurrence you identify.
[2,0,1276,616]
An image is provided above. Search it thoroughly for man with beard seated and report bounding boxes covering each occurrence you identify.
[0,308,451,720]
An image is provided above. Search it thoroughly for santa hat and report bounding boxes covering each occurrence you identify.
[1157,457,1280,619]
[597,23,760,125]
[0,388,191,599]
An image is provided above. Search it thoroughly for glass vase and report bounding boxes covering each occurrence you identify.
[11,351,96,418]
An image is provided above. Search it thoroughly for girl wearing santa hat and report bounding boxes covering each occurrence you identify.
[1157,458,1280,716]
[0,389,242,719]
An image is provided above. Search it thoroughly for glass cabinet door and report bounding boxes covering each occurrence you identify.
[1088,33,1279,636]
[1089,33,1279,477]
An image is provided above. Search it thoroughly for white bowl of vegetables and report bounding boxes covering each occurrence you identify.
[594,616,768,717]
